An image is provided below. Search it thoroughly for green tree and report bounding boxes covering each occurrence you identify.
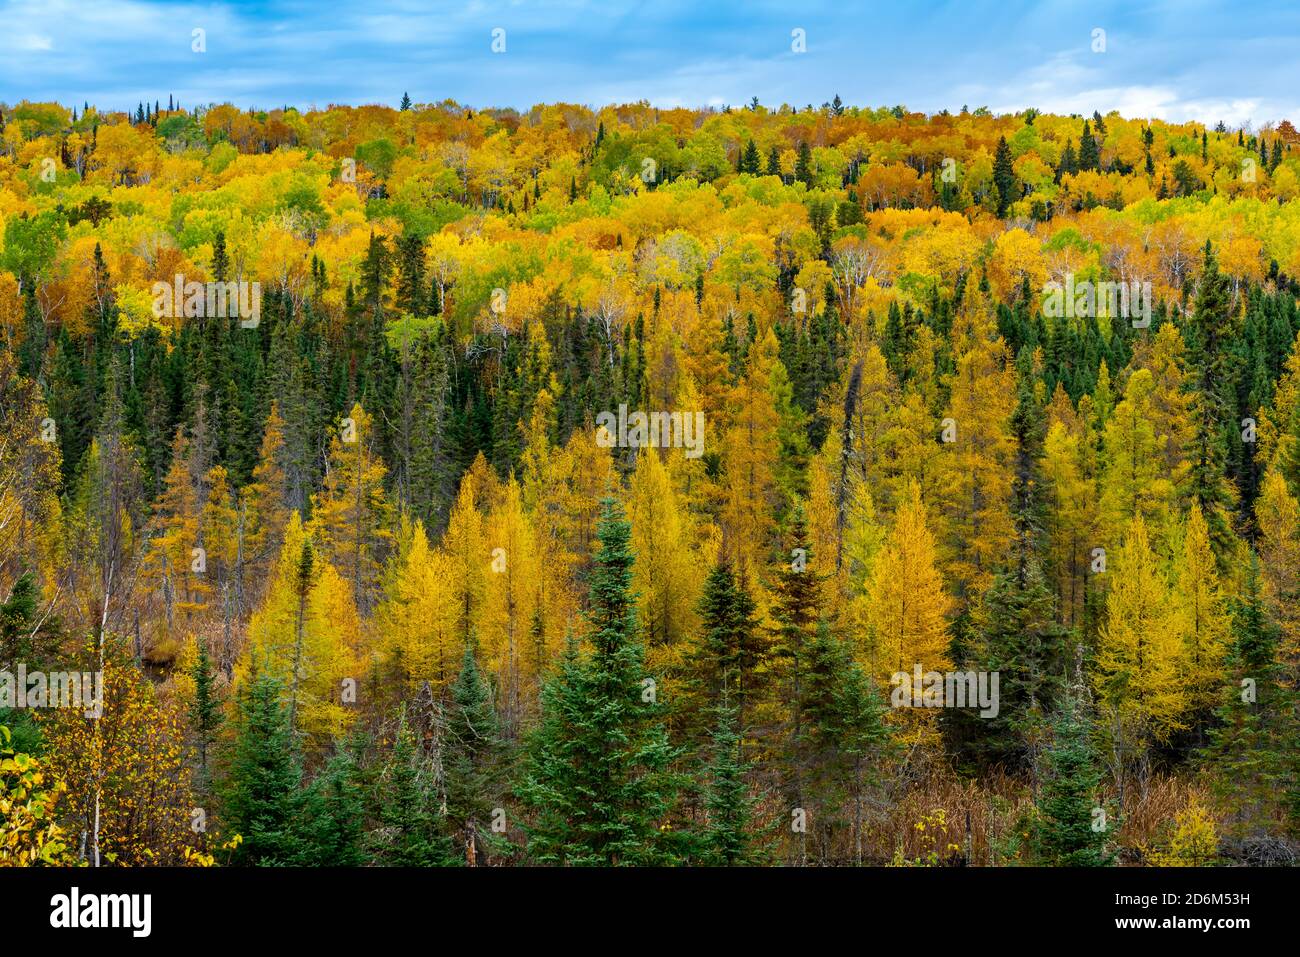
[515,498,682,865]
[444,638,504,864]
[220,668,305,865]
[700,704,765,865]
[1035,684,1112,866]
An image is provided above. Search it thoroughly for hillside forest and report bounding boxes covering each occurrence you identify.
[3,95,1300,867]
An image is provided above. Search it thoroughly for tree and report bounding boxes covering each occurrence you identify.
[685,562,765,741]
[311,403,393,614]
[1034,684,1112,866]
[863,481,952,686]
[369,711,452,866]
[515,498,682,865]
[993,136,1017,216]
[1185,244,1240,557]
[700,704,765,865]
[1171,502,1230,722]
[299,748,365,866]
[220,667,305,866]
[189,636,223,787]
[443,640,503,864]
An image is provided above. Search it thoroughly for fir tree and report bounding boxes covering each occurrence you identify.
[220,668,306,865]
[515,498,682,865]
[443,638,503,864]
[1035,683,1112,866]
[700,704,764,865]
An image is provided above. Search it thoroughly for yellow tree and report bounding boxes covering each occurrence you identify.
[862,481,952,682]
[374,521,461,695]
[41,640,200,865]
[145,429,208,655]
[1094,514,1185,760]
[442,467,489,646]
[241,403,293,587]
[240,512,360,740]
[941,309,1016,602]
[628,448,701,682]
[481,476,541,732]
[1042,417,1098,629]
[1170,502,1230,717]
[311,403,393,615]
[1099,369,1176,545]
[1255,469,1300,671]
[721,327,783,575]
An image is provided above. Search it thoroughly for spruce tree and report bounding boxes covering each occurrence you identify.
[190,636,223,786]
[1035,684,1112,866]
[686,562,765,739]
[993,136,1017,216]
[220,668,306,865]
[515,497,682,865]
[370,711,453,865]
[1186,243,1240,557]
[700,704,764,865]
[444,639,503,864]
[795,141,815,187]
[300,749,366,866]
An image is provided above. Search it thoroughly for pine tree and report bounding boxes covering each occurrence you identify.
[443,639,503,864]
[1035,684,1112,866]
[700,704,764,865]
[370,711,453,866]
[515,498,682,865]
[993,136,1017,216]
[220,668,306,865]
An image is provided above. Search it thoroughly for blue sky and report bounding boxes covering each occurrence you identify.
[1,0,1298,127]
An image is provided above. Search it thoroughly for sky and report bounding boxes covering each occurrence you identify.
[1,0,1298,127]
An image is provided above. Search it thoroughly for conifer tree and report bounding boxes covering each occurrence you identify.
[370,711,453,866]
[515,498,682,865]
[700,704,764,865]
[1035,684,1112,866]
[443,639,503,864]
[221,668,305,865]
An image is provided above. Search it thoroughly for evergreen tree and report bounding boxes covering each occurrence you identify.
[220,668,306,865]
[189,636,223,786]
[795,141,815,187]
[444,639,504,864]
[700,704,764,865]
[300,749,366,866]
[515,498,682,865]
[1186,243,1240,557]
[370,711,453,865]
[1078,121,1100,172]
[1035,684,1112,866]
[993,136,1017,216]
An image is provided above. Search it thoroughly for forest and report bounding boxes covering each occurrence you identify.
[2,93,1300,867]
